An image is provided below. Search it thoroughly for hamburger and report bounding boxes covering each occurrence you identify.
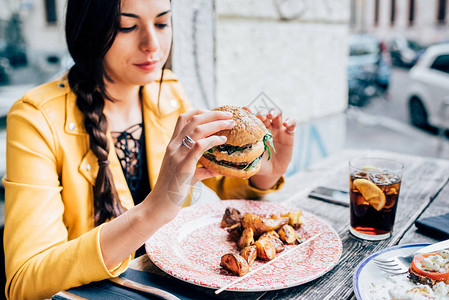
[199,105,274,179]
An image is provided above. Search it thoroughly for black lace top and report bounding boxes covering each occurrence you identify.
[111,123,150,206]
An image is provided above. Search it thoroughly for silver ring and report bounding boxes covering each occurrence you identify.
[181,135,195,149]
[286,128,296,134]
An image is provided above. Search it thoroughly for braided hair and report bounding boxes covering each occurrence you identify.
[66,0,125,225]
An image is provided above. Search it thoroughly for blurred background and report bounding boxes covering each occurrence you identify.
[0,0,448,178]
[0,0,449,284]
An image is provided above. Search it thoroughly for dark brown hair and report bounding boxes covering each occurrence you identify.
[65,0,125,225]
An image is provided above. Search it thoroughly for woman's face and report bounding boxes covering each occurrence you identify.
[104,0,172,87]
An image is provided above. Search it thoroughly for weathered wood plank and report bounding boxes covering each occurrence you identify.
[400,179,449,245]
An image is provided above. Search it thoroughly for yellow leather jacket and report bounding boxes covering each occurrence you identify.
[3,70,283,299]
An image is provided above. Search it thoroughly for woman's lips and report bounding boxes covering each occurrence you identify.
[134,61,158,71]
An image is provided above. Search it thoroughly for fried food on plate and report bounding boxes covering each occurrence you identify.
[238,227,255,250]
[240,245,257,267]
[220,253,249,276]
[241,213,289,237]
[220,207,243,228]
[219,207,305,276]
[278,224,299,245]
[254,238,276,261]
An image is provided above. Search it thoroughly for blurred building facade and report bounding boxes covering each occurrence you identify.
[2,0,351,121]
[214,0,349,122]
[19,0,67,52]
[0,0,17,37]
[173,0,350,171]
[19,0,67,77]
[350,0,449,44]
[0,0,66,81]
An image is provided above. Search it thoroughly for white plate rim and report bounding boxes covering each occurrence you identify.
[353,243,431,300]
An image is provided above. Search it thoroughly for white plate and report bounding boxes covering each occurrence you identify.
[353,243,430,300]
[146,200,343,292]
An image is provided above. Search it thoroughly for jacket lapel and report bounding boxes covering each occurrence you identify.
[77,134,134,210]
[106,131,134,210]
[140,75,193,206]
[67,90,134,210]
[141,85,172,189]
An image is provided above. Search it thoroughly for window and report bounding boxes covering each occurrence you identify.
[409,0,415,26]
[391,0,396,25]
[430,54,449,74]
[374,0,380,26]
[437,0,447,25]
[44,0,57,24]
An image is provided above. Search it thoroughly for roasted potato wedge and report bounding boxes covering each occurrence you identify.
[221,207,243,228]
[241,214,261,229]
[238,227,254,249]
[254,238,276,261]
[259,234,285,253]
[278,224,298,244]
[262,230,279,239]
[226,223,243,242]
[242,213,289,236]
[271,236,285,253]
[281,211,304,229]
[220,253,249,276]
[240,245,257,267]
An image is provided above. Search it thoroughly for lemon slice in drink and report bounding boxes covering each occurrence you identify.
[353,179,386,211]
[362,165,382,172]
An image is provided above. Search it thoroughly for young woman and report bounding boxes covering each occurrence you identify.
[3,0,296,298]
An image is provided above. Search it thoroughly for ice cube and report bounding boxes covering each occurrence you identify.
[372,174,392,185]
[386,188,397,195]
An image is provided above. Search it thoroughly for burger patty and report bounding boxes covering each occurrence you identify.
[203,153,262,170]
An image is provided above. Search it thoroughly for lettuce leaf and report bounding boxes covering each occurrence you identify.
[242,156,262,171]
[205,147,216,155]
[263,130,275,160]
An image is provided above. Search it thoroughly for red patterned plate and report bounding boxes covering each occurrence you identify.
[146,200,342,292]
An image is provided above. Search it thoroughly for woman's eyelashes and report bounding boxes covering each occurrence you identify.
[155,23,169,29]
[119,25,137,33]
[119,23,169,33]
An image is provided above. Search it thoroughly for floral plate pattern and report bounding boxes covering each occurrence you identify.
[146,200,342,292]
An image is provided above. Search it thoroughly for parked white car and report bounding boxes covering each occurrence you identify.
[406,43,449,130]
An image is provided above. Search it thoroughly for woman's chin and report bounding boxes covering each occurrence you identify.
[135,69,164,85]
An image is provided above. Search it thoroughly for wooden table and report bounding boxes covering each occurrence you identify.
[127,149,449,300]
[55,149,449,300]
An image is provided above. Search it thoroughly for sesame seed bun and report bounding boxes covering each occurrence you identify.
[213,106,267,146]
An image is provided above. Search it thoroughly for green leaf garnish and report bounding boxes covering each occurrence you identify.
[243,156,262,171]
[205,147,216,155]
[263,130,275,160]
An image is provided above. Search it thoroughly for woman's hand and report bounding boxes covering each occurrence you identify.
[101,110,235,269]
[149,109,235,213]
[246,108,296,190]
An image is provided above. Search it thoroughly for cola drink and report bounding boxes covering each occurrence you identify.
[349,158,404,241]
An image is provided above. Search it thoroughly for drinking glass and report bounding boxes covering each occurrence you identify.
[349,157,404,241]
